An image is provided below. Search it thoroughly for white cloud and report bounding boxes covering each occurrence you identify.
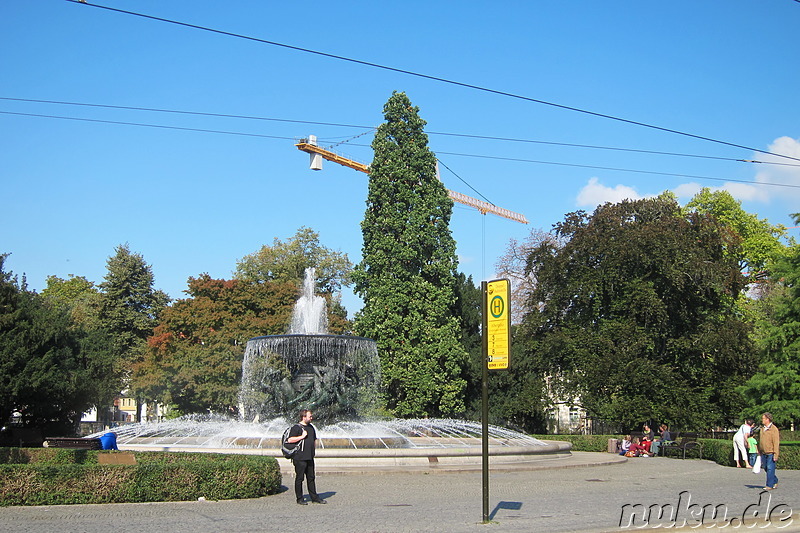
[576,136,800,212]
[720,182,770,202]
[753,136,800,201]
[576,177,643,208]
[672,182,703,200]
[672,181,768,203]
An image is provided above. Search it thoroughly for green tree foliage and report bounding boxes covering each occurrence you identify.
[41,275,121,411]
[352,92,468,417]
[235,226,352,294]
[684,188,789,282]
[738,214,800,427]
[132,275,297,414]
[41,274,96,307]
[452,273,549,432]
[522,195,756,431]
[453,273,482,413]
[41,274,105,333]
[0,255,115,435]
[95,245,169,421]
[235,227,352,327]
[97,244,170,361]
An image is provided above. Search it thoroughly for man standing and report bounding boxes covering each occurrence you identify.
[286,409,326,505]
[758,412,780,490]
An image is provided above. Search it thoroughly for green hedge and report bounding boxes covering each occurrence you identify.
[698,438,800,470]
[532,434,610,452]
[0,449,281,506]
[533,435,800,469]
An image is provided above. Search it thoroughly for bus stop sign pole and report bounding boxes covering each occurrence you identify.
[482,278,511,523]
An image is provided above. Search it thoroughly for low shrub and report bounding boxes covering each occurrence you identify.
[531,434,609,452]
[697,438,732,465]
[0,449,281,506]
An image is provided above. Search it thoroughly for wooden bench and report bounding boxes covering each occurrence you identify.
[660,432,703,459]
[44,437,102,450]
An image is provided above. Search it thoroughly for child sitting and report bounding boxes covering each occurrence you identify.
[619,435,632,456]
[627,437,651,457]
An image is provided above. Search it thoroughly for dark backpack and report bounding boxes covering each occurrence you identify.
[281,425,299,459]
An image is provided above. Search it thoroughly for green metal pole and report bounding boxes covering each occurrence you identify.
[481,280,489,523]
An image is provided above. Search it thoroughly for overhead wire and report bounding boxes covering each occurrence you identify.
[66,0,800,165]
[4,110,799,191]
[3,96,798,168]
[0,111,297,141]
[434,150,800,190]
[0,96,368,131]
[428,131,800,168]
[436,159,494,204]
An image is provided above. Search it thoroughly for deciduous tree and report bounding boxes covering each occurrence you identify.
[494,227,561,323]
[684,188,789,283]
[522,195,756,430]
[235,226,352,294]
[132,275,297,414]
[738,214,800,428]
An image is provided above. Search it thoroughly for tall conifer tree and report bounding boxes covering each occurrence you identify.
[97,244,169,421]
[353,92,467,417]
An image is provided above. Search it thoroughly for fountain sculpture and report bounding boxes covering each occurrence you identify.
[90,268,567,469]
[238,269,380,423]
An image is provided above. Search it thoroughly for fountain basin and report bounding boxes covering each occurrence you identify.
[91,416,571,472]
[116,439,572,471]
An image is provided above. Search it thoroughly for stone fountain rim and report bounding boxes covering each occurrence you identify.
[248,334,376,342]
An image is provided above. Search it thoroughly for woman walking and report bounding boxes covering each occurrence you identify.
[733,418,754,468]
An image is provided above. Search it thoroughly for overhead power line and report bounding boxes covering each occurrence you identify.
[0,111,296,141]
[6,109,798,191]
[434,150,800,190]
[436,159,493,204]
[67,0,800,164]
[0,96,367,130]
[430,131,800,168]
[3,96,799,168]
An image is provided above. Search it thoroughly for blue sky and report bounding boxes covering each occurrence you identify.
[2,1,799,316]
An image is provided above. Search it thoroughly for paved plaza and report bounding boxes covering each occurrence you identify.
[1,453,798,532]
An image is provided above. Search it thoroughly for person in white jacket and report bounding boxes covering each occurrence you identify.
[733,419,754,468]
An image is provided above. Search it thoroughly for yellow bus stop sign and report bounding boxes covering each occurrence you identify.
[486,279,510,370]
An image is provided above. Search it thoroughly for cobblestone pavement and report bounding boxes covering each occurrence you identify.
[1,453,799,532]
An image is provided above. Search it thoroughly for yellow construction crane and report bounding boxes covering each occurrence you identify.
[295,136,528,224]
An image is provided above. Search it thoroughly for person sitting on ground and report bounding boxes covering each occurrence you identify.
[627,437,651,457]
[618,435,632,456]
[650,424,673,456]
[641,424,655,453]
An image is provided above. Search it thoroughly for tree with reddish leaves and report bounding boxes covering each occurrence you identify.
[132,275,297,415]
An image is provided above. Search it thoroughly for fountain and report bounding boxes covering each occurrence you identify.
[238,269,381,423]
[90,268,569,470]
